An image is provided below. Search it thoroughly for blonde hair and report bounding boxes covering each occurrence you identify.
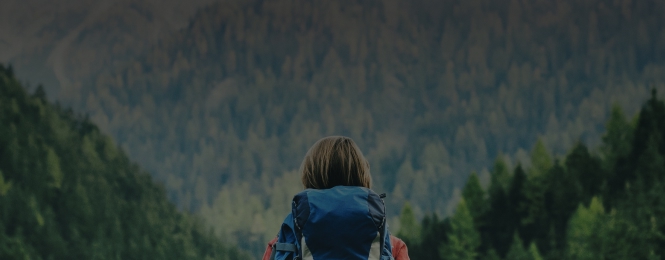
[300,136,371,189]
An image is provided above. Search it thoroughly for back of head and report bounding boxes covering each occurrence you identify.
[300,136,371,189]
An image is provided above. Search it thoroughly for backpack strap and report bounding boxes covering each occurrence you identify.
[379,224,395,260]
[271,213,302,260]
[271,243,298,260]
[275,243,298,252]
[378,193,394,260]
[270,243,276,260]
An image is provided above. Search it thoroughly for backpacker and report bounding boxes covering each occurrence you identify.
[270,186,394,260]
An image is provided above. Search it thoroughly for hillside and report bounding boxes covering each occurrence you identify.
[0,65,247,259]
[4,0,665,256]
[0,0,214,99]
[402,92,665,259]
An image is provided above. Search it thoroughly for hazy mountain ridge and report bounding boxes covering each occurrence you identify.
[72,0,665,256]
[0,65,248,259]
[0,0,215,99]
[4,0,665,257]
[406,94,665,259]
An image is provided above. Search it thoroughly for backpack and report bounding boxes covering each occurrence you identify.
[270,186,394,260]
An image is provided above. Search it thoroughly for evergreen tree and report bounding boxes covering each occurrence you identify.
[519,171,548,254]
[490,156,511,190]
[529,139,552,178]
[398,202,421,245]
[408,214,451,259]
[528,242,543,260]
[567,197,607,260]
[0,65,248,259]
[481,249,501,260]
[601,104,632,166]
[0,170,11,196]
[411,214,451,260]
[505,233,530,260]
[543,160,580,252]
[480,156,514,256]
[462,172,487,225]
[508,164,529,241]
[610,89,665,203]
[440,199,481,260]
[483,172,512,256]
[565,143,603,206]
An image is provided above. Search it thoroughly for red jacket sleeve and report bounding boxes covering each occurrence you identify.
[390,235,411,260]
[262,235,410,260]
[262,236,278,260]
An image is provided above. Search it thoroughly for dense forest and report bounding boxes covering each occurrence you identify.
[57,0,665,255]
[399,93,665,259]
[4,0,665,257]
[0,65,248,259]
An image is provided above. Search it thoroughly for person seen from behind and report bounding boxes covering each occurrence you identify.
[262,136,410,260]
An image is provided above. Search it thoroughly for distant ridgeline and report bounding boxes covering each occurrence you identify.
[0,65,247,259]
[399,90,665,259]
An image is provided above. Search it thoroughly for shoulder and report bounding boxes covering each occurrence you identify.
[390,235,411,260]
[262,236,278,260]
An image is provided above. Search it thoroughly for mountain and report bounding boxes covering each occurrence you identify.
[4,0,665,257]
[0,0,215,99]
[407,92,665,259]
[0,65,248,259]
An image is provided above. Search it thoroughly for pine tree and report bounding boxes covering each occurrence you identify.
[484,174,512,257]
[520,171,548,255]
[398,202,421,245]
[530,139,552,178]
[481,249,501,260]
[565,142,603,205]
[601,104,632,166]
[440,199,481,260]
[544,161,580,252]
[567,197,606,260]
[0,170,11,196]
[508,164,529,241]
[412,214,451,260]
[481,156,515,256]
[505,233,530,260]
[528,242,543,260]
[462,172,487,224]
[490,156,511,191]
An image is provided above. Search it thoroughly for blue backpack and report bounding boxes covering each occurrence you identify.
[270,186,394,260]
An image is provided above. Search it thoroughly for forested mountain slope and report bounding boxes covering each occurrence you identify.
[0,65,247,259]
[10,0,665,256]
[403,92,665,259]
[63,0,665,255]
[0,0,214,99]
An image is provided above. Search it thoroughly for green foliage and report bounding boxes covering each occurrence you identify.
[567,197,607,260]
[507,165,529,242]
[481,249,501,260]
[12,0,665,255]
[409,214,451,260]
[483,157,514,256]
[439,199,480,260]
[0,170,11,196]
[528,242,543,260]
[30,0,665,255]
[398,202,421,245]
[411,93,665,260]
[490,156,511,192]
[505,234,529,260]
[565,143,603,206]
[45,147,63,189]
[602,104,633,164]
[0,65,248,259]
[529,139,552,178]
[462,172,487,223]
